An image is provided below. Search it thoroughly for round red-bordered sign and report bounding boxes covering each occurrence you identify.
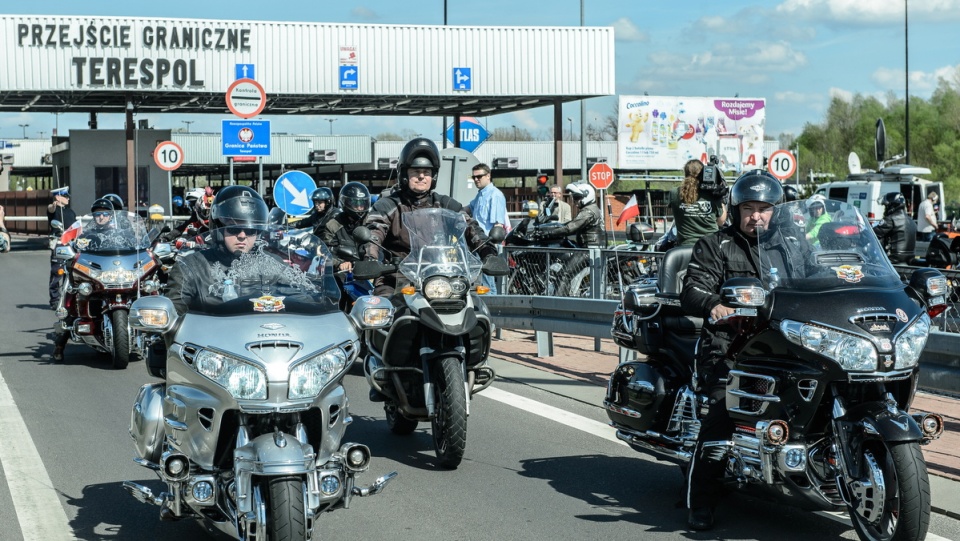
[767,149,797,180]
[225,78,267,119]
[154,141,184,171]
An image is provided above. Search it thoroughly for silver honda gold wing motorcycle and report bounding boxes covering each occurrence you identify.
[607,200,946,541]
[350,207,508,469]
[124,227,395,540]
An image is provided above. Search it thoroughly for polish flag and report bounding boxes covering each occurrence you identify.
[616,195,640,226]
[59,220,82,245]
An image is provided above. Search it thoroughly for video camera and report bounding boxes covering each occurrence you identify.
[698,155,728,198]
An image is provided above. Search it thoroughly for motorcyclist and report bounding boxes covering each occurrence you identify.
[533,181,604,247]
[782,184,799,202]
[322,182,371,272]
[805,194,831,242]
[163,186,213,242]
[679,170,786,531]
[873,191,917,265]
[292,187,336,234]
[362,137,498,297]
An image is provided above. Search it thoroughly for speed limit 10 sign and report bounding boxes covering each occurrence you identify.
[767,149,797,180]
[154,141,185,171]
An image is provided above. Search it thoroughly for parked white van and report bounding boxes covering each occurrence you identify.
[814,164,944,225]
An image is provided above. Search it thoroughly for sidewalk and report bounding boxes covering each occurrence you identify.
[489,329,960,518]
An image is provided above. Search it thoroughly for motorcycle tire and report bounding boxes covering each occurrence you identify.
[385,403,418,435]
[111,310,131,370]
[431,357,468,469]
[264,476,307,541]
[848,441,930,541]
[566,267,592,298]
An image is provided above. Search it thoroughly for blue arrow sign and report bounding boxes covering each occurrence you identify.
[235,64,255,80]
[222,120,271,156]
[453,67,471,91]
[273,171,317,216]
[445,117,488,153]
[339,65,358,90]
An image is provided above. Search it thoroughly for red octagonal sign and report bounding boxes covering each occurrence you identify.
[588,162,614,190]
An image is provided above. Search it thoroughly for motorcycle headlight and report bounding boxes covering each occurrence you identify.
[97,268,141,285]
[194,350,267,399]
[781,320,877,372]
[423,277,453,300]
[895,314,930,369]
[288,347,348,399]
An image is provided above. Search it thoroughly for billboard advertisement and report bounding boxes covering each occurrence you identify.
[617,95,766,173]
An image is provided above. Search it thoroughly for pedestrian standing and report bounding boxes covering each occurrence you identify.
[918,191,939,242]
[46,187,76,309]
[541,185,572,223]
[468,163,508,293]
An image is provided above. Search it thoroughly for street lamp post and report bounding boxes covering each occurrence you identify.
[511,124,518,141]
[327,118,337,135]
[38,131,46,140]
[181,120,194,133]
[18,124,29,138]
[567,117,574,141]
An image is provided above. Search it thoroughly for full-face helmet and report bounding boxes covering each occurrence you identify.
[881,192,906,215]
[338,182,371,222]
[565,182,596,208]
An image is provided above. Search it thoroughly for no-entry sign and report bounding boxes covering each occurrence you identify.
[588,162,614,190]
[225,78,266,119]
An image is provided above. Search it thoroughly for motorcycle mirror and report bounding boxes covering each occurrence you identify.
[352,260,394,281]
[50,220,64,231]
[352,226,373,243]
[129,296,178,333]
[488,224,506,244]
[152,243,174,259]
[336,245,359,260]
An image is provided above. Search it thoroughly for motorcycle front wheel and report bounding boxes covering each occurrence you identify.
[848,440,930,541]
[263,476,307,541]
[431,357,467,469]
[111,310,131,370]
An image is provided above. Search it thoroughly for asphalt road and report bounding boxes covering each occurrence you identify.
[1,241,958,541]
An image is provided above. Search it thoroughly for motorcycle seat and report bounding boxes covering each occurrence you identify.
[657,246,693,300]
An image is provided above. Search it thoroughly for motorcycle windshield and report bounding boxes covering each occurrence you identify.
[188,226,340,315]
[756,200,902,291]
[399,208,483,284]
[73,212,153,253]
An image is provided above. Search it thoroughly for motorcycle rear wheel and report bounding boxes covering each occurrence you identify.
[111,310,131,370]
[431,357,467,469]
[264,476,307,541]
[848,441,930,541]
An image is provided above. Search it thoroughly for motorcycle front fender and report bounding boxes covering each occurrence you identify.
[234,432,316,514]
[833,400,923,479]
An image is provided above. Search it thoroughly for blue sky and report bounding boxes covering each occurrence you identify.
[2,0,958,144]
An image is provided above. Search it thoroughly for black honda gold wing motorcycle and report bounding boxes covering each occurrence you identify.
[607,200,946,541]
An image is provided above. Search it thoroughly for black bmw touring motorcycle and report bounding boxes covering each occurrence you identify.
[607,200,946,541]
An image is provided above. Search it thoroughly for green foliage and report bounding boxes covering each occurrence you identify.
[794,73,960,203]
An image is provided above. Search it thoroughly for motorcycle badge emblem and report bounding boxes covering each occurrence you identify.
[250,295,286,313]
[76,238,90,250]
[831,265,863,283]
[260,323,286,330]
[113,260,121,266]
[896,308,908,322]
[366,296,381,305]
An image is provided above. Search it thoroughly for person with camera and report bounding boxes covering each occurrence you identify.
[669,158,727,247]
[873,192,917,264]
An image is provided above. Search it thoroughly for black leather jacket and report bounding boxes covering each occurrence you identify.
[873,210,917,264]
[545,203,603,246]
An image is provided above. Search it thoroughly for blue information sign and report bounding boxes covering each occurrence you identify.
[445,117,488,153]
[273,171,318,216]
[453,67,471,91]
[235,64,255,80]
[339,66,358,89]
[221,120,271,157]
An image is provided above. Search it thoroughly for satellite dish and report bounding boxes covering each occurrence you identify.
[875,118,887,166]
[848,152,861,175]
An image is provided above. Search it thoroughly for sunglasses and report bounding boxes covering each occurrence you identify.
[92,211,112,218]
[471,174,487,180]
[224,226,260,236]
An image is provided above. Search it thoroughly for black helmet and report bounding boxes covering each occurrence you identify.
[881,192,906,215]
[729,169,784,225]
[103,193,124,210]
[783,185,799,202]
[210,185,269,232]
[338,182,371,221]
[90,198,116,213]
[310,187,334,205]
[398,137,440,190]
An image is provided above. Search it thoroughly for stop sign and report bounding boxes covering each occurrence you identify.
[588,162,614,190]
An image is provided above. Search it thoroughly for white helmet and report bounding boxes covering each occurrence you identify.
[565,182,596,207]
[185,187,206,203]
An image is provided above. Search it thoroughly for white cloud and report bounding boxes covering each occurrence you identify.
[774,91,822,104]
[513,110,541,131]
[350,7,380,21]
[642,40,807,82]
[776,0,960,24]
[872,63,960,94]
[829,87,855,102]
[610,17,648,42]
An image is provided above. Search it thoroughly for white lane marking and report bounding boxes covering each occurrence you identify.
[482,386,626,448]
[484,385,956,541]
[0,372,75,540]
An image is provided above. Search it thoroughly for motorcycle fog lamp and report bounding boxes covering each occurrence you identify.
[784,448,805,469]
[141,279,160,294]
[423,277,453,300]
[764,420,789,445]
[346,445,370,469]
[288,348,348,399]
[320,475,341,496]
[920,414,944,437]
[895,314,930,369]
[77,282,94,296]
[192,481,214,502]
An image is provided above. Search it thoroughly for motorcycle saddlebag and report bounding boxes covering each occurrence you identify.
[605,361,674,433]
